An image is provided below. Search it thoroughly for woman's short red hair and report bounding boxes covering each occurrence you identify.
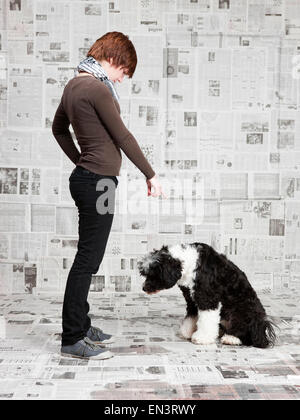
[87,32,137,78]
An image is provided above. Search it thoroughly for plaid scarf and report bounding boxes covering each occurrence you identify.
[77,56,120,103]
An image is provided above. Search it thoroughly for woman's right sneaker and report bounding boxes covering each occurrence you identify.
[61,336,114,360]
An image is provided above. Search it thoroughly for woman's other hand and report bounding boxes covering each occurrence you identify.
[146,175,167,198]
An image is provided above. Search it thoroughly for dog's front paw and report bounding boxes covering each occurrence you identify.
[179,316,198,340]
[220,334,242,346]
[191,331,216,345]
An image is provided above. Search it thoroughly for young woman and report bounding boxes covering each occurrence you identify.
[52,32,164,359]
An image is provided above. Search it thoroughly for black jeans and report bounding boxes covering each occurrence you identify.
[62,165,118,346]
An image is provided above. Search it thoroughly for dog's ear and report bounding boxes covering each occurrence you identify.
[162,257,182,288]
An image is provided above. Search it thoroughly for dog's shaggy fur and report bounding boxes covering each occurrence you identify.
[137,242,276,348]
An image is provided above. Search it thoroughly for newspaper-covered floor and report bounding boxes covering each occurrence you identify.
[0,290,299,400]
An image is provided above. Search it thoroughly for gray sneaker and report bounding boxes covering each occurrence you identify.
[86,325,114,345]
[61,336,114,360]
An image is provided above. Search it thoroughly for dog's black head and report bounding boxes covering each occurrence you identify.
[137,245,182,294]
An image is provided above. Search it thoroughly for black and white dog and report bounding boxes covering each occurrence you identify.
[137,242,276,348]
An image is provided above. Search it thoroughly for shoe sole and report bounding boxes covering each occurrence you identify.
[61,350,114,360]
[91,339,115,346]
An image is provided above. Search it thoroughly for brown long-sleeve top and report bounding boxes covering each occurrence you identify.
[51,75,156,179]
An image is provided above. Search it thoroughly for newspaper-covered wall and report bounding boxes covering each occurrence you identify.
[0,0,299,295]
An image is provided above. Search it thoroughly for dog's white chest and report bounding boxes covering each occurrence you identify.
[169,244,198,290]
[177,275,194,289]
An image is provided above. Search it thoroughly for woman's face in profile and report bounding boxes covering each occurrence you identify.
[106,59,129,84]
